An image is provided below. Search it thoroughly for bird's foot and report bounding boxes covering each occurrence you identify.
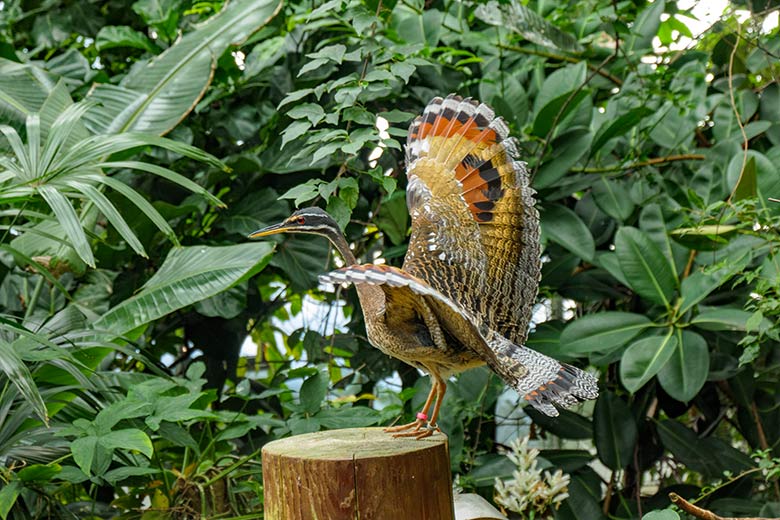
[384,418,425,434]
[391,423,440,439]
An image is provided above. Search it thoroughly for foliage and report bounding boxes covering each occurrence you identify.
[0,0,779,518]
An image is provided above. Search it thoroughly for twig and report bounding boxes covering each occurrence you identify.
[750,401,780,500]
[571,154,706,174]
[603,471,615,514]
[726,23,749,205]
[669,493,777,520]
[498,44,623,86]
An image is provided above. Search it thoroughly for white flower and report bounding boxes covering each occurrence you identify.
[493,436,570,516]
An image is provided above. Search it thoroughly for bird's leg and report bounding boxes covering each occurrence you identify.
[384,379,438,434]
[390,376,446,439]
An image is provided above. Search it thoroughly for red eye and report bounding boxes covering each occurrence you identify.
[296,217,306,224]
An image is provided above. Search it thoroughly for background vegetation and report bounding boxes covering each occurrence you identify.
[0,0,779,518]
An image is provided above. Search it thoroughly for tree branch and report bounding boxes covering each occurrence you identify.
[571,154,705,174]
[498,44,624,86]
[669,493,776,520]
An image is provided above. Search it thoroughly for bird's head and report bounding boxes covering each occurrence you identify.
[248,207,340,240]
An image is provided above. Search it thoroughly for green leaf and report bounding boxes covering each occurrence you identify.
[727,150,780,204]
[560,312,653,355]
[593,391,637,470]
[100,428,153,457]
[0,58,53,129]
[615,227,676,308]
[591,107,653,155]
[64,180,147,257]
[307,44,346,63]
[98,161,223,207]
[0,338,48,425]
[299,371,328,414]
[281,120,311,149]
[670,224,739,251]
[86,0,282,135]
[626,0,666,52]
[541,204,595,262]
[36,184,95,267]
[620,331,677,393]
[0,480,21,520]
[474,1,583,52]
[70,436,98,476]
[376,191,408,246]
[657,419,753,478]
[272,236,332,291]
[691,308,756,331]
[642,510,680,520]
[95,26,158,52]
[657,329,709,402]
[534,127,592,189]
[93,243,274,335]
[592,177,634,222]
[524,407,593,439]
[287,103,326,125]
[17,464,61,483]
[679,257,749,316]
[85,174,177,244]
[732,156,757,201]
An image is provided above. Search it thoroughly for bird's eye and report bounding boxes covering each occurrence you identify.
[296,217,306,225]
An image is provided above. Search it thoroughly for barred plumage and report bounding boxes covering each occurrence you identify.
[250,94,598,438]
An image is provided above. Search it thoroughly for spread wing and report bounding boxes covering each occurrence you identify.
[401,94,541,345]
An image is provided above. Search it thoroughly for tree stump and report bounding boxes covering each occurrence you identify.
[262,427,453,520]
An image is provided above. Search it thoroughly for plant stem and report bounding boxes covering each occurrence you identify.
[571,154,706,174]
[498,44,623,85]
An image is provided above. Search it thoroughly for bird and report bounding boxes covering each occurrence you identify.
[249,94,598,438]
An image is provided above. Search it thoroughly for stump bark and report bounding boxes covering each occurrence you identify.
[262,427,453,520]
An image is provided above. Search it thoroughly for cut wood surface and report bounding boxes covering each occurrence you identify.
[262,427,453,520]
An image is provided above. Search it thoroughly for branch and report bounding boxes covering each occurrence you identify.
[571,154,706,174]
[498,44,623,86]
[669,493,776,520]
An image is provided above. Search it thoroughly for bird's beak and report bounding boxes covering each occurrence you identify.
[248,222,288,239]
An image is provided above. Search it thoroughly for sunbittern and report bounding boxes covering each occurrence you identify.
[250,94,598,438]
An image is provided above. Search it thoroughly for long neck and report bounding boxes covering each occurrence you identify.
[325,229,385,318]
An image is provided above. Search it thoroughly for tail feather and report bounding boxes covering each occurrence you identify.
[489,335,598,417]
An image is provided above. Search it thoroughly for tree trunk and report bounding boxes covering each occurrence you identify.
[262,427,453,519]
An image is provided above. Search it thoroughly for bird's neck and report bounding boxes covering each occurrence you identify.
[328,232,386,318]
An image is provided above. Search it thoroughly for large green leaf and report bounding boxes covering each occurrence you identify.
[0,58,54,129]
[93,243,274,335]
[620,331,677,393]
[560,312,653,355]
[615,227,676,308]
[84,0,282,135]
[474,1,583,52]
[593,391,637,470]
[592,177,634,223]
[541,204,595,262]
[657,419,753,478]
[657,329,709,402]
[0,339,48,425]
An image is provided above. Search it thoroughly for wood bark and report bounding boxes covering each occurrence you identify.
[262,427,453,520]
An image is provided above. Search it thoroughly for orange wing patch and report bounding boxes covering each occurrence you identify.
[406,95,520,224]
